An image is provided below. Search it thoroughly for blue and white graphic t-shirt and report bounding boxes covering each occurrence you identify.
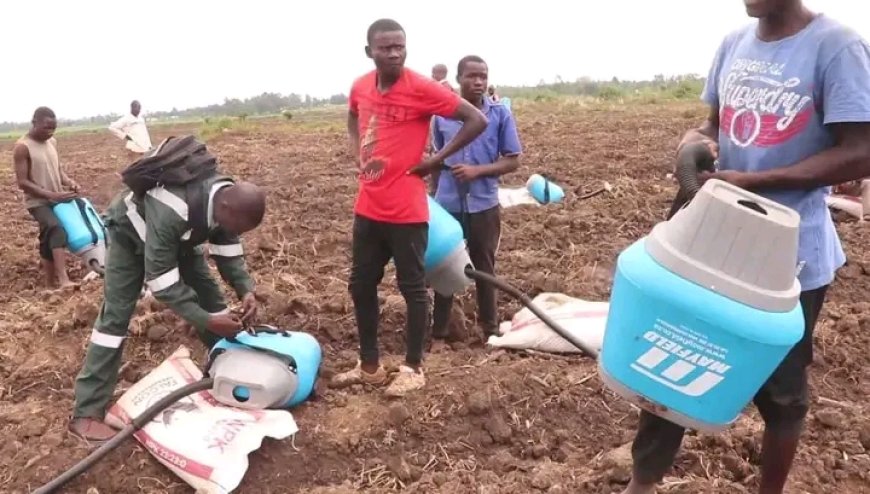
[703,14,870,291]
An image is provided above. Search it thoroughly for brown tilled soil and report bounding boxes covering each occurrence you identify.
[1,101,868,493]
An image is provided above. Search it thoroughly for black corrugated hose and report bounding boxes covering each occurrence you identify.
[667,141,717,219]
[464,267,600,358]
[34,378,215,494]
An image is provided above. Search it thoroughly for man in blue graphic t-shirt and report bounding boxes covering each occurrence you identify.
[623,2,870,494]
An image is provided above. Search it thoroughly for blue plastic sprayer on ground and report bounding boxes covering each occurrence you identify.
[34,326,322,493]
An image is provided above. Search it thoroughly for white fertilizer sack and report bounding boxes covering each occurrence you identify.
[498,187,541,208]
[488,292,607,355]
[105,346,298,494]
[826,194,864,220]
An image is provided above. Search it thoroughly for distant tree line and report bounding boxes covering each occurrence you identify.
[0,74,705,132]
[496,73,706,101]
[0,91,349,132]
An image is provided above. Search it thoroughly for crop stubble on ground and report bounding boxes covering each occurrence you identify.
[0,102,867,493]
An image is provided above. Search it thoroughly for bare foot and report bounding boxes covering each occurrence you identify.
[57,280,79,292]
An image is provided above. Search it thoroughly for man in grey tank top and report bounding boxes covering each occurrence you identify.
[13,107,81,288]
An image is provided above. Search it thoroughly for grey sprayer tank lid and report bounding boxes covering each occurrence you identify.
[645,179,801,313]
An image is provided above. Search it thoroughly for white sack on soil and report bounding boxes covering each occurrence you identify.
[498,187,542,208]
[826,194,864,220]
[105,346,298,494]
[487,292,607,355]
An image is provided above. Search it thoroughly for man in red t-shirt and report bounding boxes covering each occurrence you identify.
[333,18,487,397]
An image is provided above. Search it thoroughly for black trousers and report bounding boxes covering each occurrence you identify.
[631,285,829,484]
[28,205,67,260]
[348,215,429,366]
[432,205,501,338]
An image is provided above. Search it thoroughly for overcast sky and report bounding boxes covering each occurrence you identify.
[2,0,867,122]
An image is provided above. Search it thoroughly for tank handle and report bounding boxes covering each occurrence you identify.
[539,173,556,204]
[85,201,109,246]
[737,199,768,216]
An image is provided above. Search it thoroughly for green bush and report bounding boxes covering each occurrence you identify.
[597,85,625,101]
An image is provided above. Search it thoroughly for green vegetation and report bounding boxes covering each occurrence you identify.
[0,74,704,139]
[498,74,705,104]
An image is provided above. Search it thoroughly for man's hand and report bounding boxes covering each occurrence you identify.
[207,313,243,338]
[49,191,77,203]
[450,165,482,183]
[408,157,441,177]
[240,292,258,323]
[700,170,755,190]
[677,130,719,158]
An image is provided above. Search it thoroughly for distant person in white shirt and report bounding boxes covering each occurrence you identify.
[108,100,152,157]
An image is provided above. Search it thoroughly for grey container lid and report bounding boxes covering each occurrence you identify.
[645,179,801,313]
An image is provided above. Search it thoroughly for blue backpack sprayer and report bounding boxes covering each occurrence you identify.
[51,197,108,276]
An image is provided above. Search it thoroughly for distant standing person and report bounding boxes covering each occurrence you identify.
[108,100,152,158]
[332,18,487,397]
[430,55,521,341]
[432,63,455,92]
[13,107,80,288]
[487,85,500,102]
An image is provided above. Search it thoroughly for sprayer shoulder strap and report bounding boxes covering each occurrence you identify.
[184,183,209,247]
[184,175,235,247]
[72,198,99,246]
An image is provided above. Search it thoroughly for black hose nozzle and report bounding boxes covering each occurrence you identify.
[667,141,717,219]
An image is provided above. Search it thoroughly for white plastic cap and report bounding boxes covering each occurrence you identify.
[645,179,801,312]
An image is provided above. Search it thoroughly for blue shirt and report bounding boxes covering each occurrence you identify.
[431,98,522,213]
[703,14,870,291]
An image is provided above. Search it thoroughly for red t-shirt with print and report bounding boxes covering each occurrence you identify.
[349,68,461,223]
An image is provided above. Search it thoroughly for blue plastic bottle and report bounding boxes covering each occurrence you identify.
[527,174,565,204]
[598,179,805,432]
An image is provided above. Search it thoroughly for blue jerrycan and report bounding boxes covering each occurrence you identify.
[599,179,805,432]
[208,327,322,410]
[424,196,474,296]
[527,174,565,204]
[51,197,107,274]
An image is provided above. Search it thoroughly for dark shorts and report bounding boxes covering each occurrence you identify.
[631,285,829,484]
[28,205,67,260]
